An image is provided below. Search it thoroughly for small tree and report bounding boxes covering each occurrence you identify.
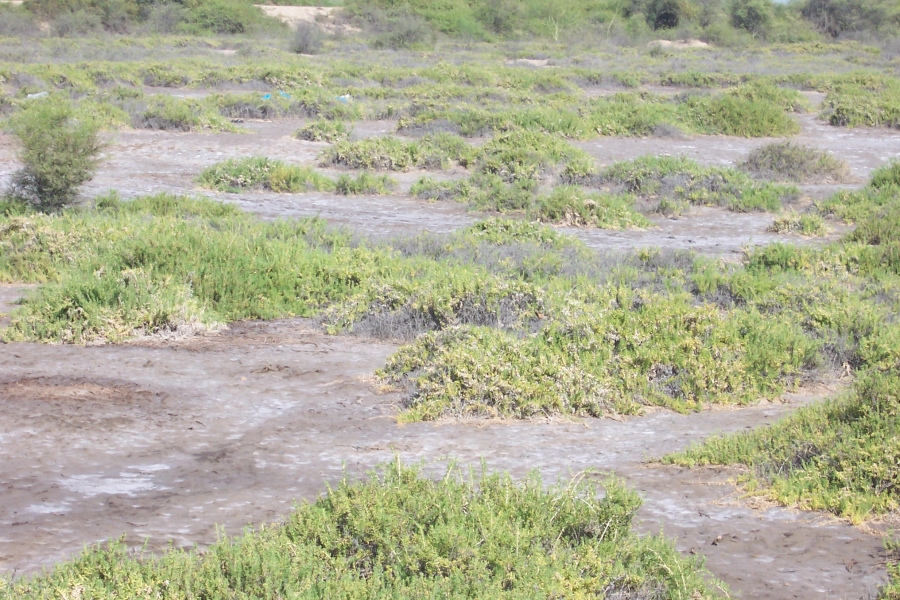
[7,98,104,212]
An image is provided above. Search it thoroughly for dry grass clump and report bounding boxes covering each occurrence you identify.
[742,141,851,183]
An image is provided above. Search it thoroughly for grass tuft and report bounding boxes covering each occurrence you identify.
[742,141,850,183]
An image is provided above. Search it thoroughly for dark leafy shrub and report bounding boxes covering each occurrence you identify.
[180,0,269,34]
[801,0,900,36]
[143,3,187,34]
[729,0,773,36]
[5,99,104,212]
[629,0,697,29]
[372,13,434,49]
[51,9,103,36]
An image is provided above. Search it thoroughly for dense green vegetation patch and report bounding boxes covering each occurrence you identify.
[323,133,475,171]
[0,463,723,599]
[821,79,900,129]
[198,157,395,194]
[412,176,650,230]
[587,155,799,214]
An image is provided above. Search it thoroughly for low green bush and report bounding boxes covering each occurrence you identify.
[666,369,900,522]
[296,120,353,142]
[597,155,797,213]
[531,186,651,229]
[198,157,335,193]
[334,171,396,195]
[198,157,396,195]
[323,134,475,171]
[0,463,722,599]
[767,212,829,236]
[821,81,900,129]
[677,93,801,137]
[870,160,900,189]
[130,95,236,132]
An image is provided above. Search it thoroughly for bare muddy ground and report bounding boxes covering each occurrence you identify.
[0,313,889,598]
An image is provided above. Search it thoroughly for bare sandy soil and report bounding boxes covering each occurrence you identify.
[253,5,354,34]
[0,305,889,597]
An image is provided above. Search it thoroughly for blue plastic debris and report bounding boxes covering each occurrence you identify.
[278,91,291,99]
[262,93,272,100]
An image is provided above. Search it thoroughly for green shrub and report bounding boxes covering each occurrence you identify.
[678,94,800,137]
[382,325,613,421]
[870,160,900,190]
[131,95,235,132]
[767,212,829,236]
[821,82,900,129]
[742,141,850,183]
[0,463,722,599]
[531,186,651,229]
[477,130,594,182]
[334,172,396,195]
[179,0,272,34]
[5,99,104,212]
[296,120,353,142]
[884,537,900,599]
[600,155,796,213]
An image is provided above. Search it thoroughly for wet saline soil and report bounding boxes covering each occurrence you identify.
[0,304,890,598]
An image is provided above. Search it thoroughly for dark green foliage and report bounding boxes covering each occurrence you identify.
[801,0,900,36]
[0,463,722,599]
[730,0,773,35]
[5,99,103,212]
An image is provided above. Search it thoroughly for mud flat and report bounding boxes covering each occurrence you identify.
[0,313,889,598]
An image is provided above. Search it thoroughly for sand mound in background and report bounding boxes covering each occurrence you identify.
[254,5,356,33]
